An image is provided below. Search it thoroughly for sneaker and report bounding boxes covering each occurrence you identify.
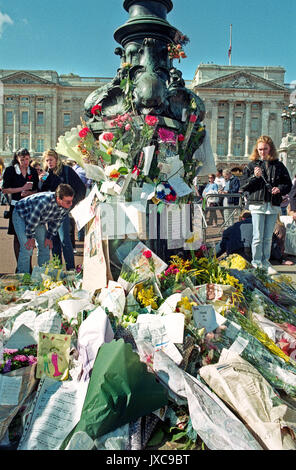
[267,266,277,276]
[262,263,277,275]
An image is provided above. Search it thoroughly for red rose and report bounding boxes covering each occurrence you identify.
[189,114,197,123]
[143,250,152,259]
[145,115,158,126]
[102,132,114,141]
[91,104,102,115]
[177,134,185,142]
[79,127,91,138]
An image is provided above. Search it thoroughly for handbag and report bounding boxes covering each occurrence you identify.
[3,205,10,219]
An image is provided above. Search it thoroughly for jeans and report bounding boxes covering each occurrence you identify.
[12,210,50,274]
[251,212,278,267]
[52,214,75,270]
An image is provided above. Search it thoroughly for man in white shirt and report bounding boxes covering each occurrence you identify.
[215,169,225,222]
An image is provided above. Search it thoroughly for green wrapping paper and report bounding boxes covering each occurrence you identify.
[61,339,168,448]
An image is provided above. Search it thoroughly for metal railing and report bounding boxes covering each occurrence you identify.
[201,192,244,243]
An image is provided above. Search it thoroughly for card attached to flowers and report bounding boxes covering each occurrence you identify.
[192,305,226,333]
[36,332,71,380]
[122,242,167,281]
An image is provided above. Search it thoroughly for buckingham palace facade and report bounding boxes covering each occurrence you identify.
[0,65,292,168]
[192,64,291,169]
[0,69,110,163]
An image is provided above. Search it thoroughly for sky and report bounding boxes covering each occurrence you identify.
[0,0,295,86]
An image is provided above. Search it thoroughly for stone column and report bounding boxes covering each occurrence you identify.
[210,99,218,158]
[29,96,36,153]
[227,100,234,157]
[261,102,270,135]
[45,96,53,148]
[244,101,251,157]
[0,103,4,151]
[52,90,58,147]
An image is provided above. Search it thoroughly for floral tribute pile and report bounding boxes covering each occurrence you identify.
[2,248,296,451]
[56,102,206,208]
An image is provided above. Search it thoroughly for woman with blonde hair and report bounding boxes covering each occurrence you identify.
[39,149,86,270]
[241,135,292,275]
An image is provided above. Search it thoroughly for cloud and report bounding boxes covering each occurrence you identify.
[0,11,13,37]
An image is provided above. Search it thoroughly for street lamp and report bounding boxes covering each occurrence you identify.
[281,103,296,134]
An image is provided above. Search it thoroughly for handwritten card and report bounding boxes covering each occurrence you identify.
[36,332,71,380]
[192,305,226,333]
[0,375,22,406]
[168,175,193,197]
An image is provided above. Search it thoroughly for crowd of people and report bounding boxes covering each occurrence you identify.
[0,148,88,274]
[0,134,296,276]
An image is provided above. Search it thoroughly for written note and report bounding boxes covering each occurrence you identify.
[193,305,226,333]
[18,378,88,450]
[0,375,22,406]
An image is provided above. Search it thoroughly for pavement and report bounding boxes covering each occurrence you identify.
[0,204,295,283]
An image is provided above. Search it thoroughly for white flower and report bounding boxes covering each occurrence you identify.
[55,126,85,168]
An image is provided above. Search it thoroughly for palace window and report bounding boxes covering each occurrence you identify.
[217,142,226,156]
[37,111,44,125]
[6,111,13,124]
[251,117,259,131]
[233,142,242,156]
[63,113,71,127]
[234,116,242,130]
[20,137,29,149]
[21,111,29,125]
[36,139,44,153]
[217,116,225,130]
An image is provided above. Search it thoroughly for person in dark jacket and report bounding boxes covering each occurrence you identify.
[39,149,86,270]
[289,181,296,221]
[241,135,292,275]
[215,210,253,261]
[2,148,39,267]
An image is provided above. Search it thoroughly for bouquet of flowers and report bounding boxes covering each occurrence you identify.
[1,345,37,374]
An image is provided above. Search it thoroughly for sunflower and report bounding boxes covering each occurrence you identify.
[4,285,17,292]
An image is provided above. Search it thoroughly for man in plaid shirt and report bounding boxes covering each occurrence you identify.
[12,184,74,273]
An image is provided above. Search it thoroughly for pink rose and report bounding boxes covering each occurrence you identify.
[102,132,114,141]
[189,114,197,123]
[145,115,158,126]
[14,355,28,362]
[158,127,176,143]
[125,123,131,131]
[79,127,91,138]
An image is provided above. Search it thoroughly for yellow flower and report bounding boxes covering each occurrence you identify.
[221,254,250,271]
[107,147,113,156]
[4,285,17,292]
[137,286,158,310]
